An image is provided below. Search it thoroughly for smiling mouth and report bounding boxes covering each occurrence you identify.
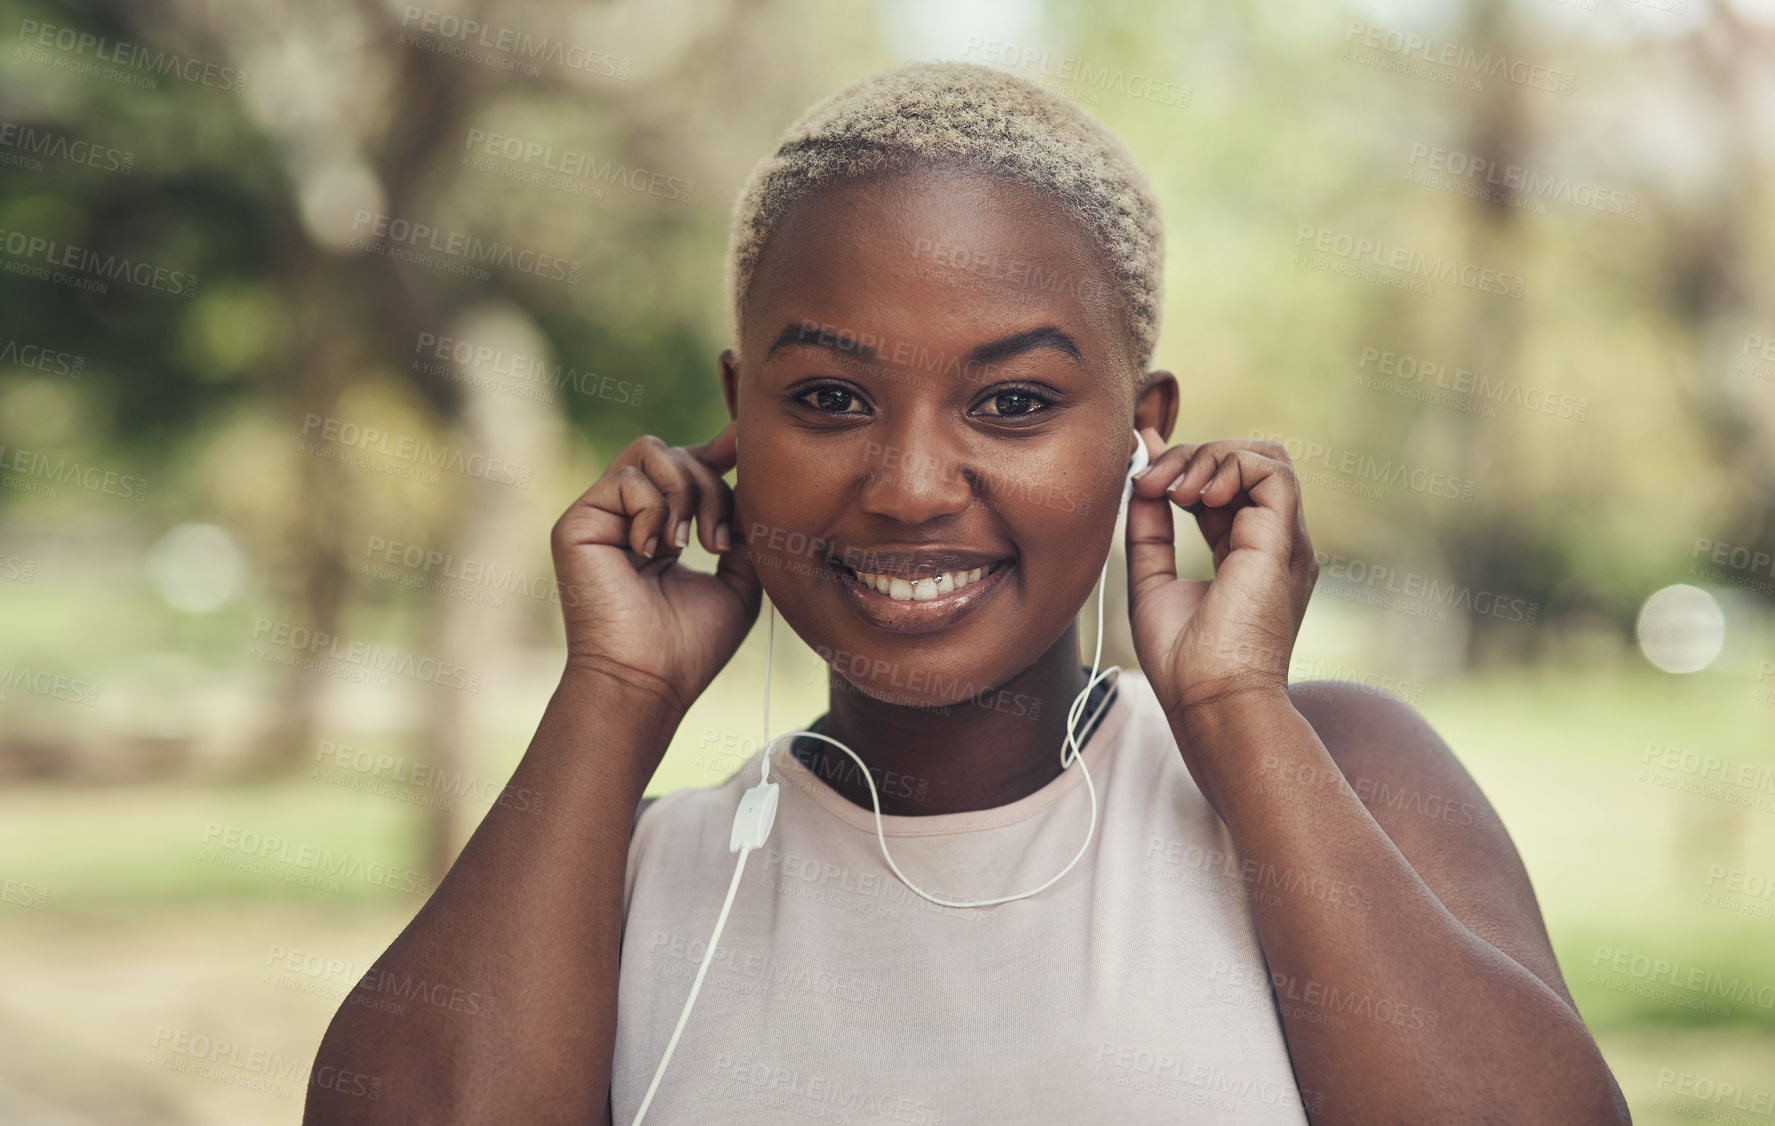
[838,560,1004,601]
[825,556,1015,634]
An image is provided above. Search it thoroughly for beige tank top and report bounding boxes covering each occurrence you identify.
[613,670,1315,1124]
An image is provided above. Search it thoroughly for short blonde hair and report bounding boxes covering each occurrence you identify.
[727,60,1165,370]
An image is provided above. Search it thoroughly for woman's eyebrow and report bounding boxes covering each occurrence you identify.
[764,322,1084,368]
[969,325,1083,367]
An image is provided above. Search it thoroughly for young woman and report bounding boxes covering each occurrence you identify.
[308,62,1630,1125]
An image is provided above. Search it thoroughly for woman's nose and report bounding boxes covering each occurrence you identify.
[856,437,976,526]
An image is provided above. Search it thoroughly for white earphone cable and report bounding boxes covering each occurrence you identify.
[625,843,750,1126]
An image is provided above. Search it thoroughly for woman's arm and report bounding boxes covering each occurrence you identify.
[303,665,683,1126]
[1173,680,1629,1125]
[304,419,758,1125]
[1122,430,1626,1123]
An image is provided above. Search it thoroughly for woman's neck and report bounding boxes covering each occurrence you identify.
[793,625,1100,816]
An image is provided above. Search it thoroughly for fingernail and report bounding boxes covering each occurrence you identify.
[1132,464,1153,479]
[674,520,690,549]
[1165,472,1189,493]
[715,523,731,551]
[643,536,659,558]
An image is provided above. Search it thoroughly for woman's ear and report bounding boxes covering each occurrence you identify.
[719,349,740,422]
[1135,370,1179,442]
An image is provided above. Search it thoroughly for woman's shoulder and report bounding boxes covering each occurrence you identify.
[1285,678,1579,1011]
[1284,678,1497,843]
[1284,678,1485,823]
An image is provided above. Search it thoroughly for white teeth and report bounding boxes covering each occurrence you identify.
[853,564,994,602]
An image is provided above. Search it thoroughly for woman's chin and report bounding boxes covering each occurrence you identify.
[828,667,967,715]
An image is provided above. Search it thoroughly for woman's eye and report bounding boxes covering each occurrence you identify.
[792,383,1054,418]
[976,388,1053,418]
[796,386,869,415]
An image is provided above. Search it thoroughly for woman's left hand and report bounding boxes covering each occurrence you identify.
[1124,427,1319,726]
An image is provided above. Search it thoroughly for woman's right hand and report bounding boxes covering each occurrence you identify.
[550,421,761,722]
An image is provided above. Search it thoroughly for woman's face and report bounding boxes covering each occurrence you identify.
[723,164,1152,709]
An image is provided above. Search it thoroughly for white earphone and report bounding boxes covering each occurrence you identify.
[628,430,1152,1125]
[1120,430,1151,518]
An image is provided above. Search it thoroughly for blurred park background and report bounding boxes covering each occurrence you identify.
[1,0,1773,1120]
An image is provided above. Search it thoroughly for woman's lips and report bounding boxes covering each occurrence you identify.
[827,557,1014,634]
